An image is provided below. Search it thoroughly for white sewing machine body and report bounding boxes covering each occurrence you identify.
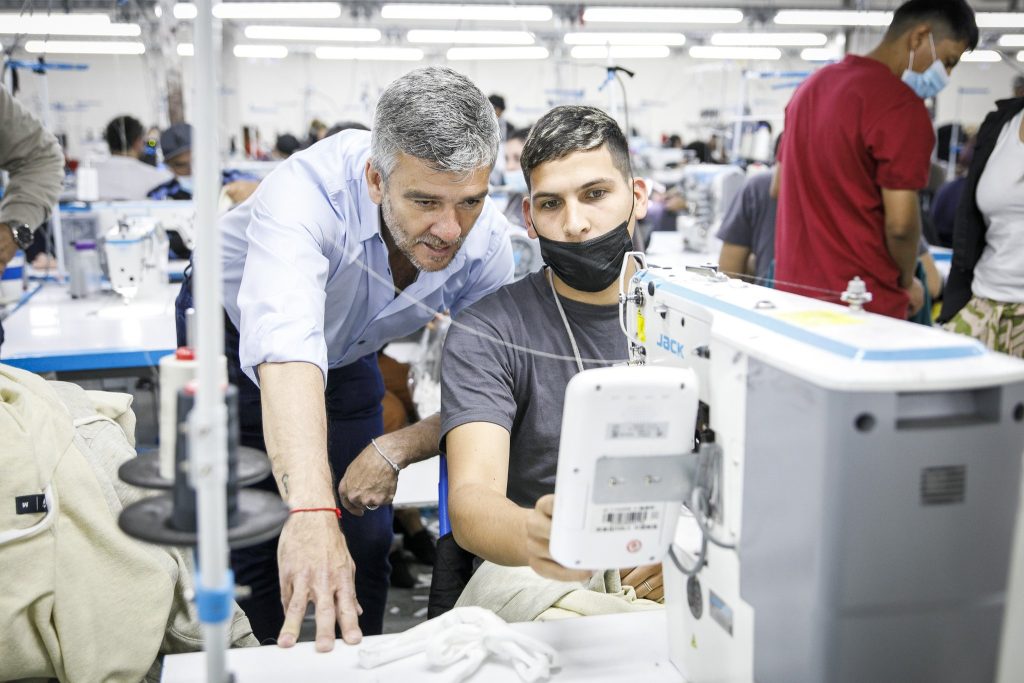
[623,263,1024,683]
[103,216,170,302]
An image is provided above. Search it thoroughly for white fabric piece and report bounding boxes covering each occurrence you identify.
[358,606,559,682]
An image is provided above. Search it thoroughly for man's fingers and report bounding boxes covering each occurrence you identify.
[335,582,363,645]
[535,494,555,517]
[312,584,338,652]
[278,582,309,648]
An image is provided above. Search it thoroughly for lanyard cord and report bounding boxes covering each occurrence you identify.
[548,267,586,374]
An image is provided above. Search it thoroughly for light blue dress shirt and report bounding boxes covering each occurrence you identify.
[219,129,515,386]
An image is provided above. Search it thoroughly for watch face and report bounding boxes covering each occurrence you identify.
[12,225,33,249]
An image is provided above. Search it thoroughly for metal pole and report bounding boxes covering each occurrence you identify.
[34,70,68,282]
[731,71,747,163]
[191,0,231,681]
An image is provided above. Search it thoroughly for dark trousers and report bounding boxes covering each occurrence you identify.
[175,274,393,643]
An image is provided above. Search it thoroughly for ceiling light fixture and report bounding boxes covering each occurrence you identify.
[564,32,685,46]
[583,7,743,24]
[382,4,552,21]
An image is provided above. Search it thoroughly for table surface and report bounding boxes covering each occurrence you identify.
[1,280,179,373]
[162,610,682,683]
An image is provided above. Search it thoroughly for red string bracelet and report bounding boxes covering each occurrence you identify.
[290,507,342,519]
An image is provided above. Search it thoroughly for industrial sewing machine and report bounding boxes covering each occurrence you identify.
[551,256,1024,682]
[675,164,744,253]
[60,201,191,299]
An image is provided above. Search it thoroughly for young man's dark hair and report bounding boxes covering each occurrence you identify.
[520,105,630,191]
[104,115,144,154]
[885,0,979,51]
[488,94,506,112]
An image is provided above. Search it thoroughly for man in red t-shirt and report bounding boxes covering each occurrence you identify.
[774,0,978,319]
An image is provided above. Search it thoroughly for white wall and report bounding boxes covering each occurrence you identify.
[8,46,1021,158]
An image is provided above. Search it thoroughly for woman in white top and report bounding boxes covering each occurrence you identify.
[941,96,1024,357]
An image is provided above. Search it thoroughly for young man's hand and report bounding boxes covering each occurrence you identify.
[620,564,665,602]
[0,224,17,273]
[905,277,925,318]
[525,494,592,583]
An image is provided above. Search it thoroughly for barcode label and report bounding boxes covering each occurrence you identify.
[595,505,660,533]
[605,510,649,525]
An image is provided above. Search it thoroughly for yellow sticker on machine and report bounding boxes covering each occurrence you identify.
[637,311,646,343]
[775,310,866,327]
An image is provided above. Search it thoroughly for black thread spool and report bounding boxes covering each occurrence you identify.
[171,384,241,532]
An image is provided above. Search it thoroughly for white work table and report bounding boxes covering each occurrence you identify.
[1,281,179,374]
[162,610,681,683]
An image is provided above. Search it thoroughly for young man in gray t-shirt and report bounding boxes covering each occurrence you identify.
[441,105,664,598]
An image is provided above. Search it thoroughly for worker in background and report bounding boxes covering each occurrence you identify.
[718,136,782,283]
[773,0,977,320]
[1014,75,1024,98]
[489,93,509,143]
[93,115,172,200]
[0,86,64,354]
[174,66,513,650]
[441,105,662,610]
[272,133,302,160]
[148,123,259,207]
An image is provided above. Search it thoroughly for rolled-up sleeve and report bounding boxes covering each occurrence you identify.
[236,168,336,387]
[0,88,64,229]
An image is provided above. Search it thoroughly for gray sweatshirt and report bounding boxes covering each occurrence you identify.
[0,87,64,230]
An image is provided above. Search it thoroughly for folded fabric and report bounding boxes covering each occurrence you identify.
[455,562,663,623]
[359,605,559,682]
[0,364,256,683]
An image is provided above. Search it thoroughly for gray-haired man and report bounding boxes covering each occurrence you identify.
[175,66,513,649]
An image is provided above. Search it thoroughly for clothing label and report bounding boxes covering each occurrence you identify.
[15,494,47,515]
[595,504,660,533]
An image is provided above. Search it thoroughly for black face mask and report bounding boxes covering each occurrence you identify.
[537,208,634,293]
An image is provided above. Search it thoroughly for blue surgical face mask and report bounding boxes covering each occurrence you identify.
[901,33,949,100]
[504,169,528,195]
[177,175,194,194]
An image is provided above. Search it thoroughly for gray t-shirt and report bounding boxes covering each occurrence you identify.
[440,268,629,508]
[716,171,777,282]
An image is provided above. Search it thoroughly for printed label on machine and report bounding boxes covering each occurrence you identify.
[594,504,660,533]
[607,422,668,439]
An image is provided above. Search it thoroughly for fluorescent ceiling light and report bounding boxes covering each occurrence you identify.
[801,48,840,62]
[177,43,194,56]
[689,46,781,60]
[446,46,549,60]
[0,12,111,25]
[998,34,1024,47]
[407,29,534,44]
[711,32,826,47]
[774,10,891,26]
[976,13,1024,28]
[315,46,423,61]
[244,25,380,42]
[173,4,198,19]
[24,39,145,55]
[1018,50,1024,62]
[233,43,288,58]
[564,32,685,46]
[382,4,552,21]
[0,17,140,36]
[583,7,743,24]
[175,3,341,20]
[959,50,1001,63]
[571,45,670,59]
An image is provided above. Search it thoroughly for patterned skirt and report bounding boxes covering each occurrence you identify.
[944,296,1024,358]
